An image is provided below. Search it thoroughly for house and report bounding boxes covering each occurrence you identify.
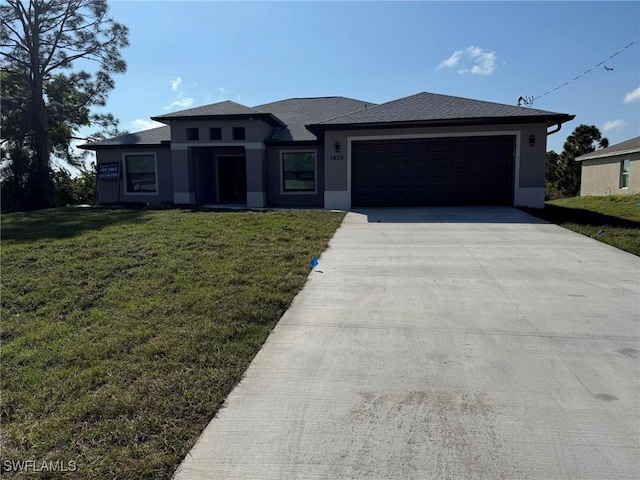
[576,136,640,196]
[80,92,574,209]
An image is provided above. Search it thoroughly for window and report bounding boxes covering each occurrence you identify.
[232,127,245,140]
[209,127,222,140]
[620,159,630,188]
[125,154,157,193]
[186,128,199,140]
[282,152,315,192]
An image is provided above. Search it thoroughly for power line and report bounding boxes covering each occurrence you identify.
[518,37,639,106]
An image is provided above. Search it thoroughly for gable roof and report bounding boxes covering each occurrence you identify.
[254,97,373,141]
[79,126,171,150]
[151,100,284,127]
[307,92,574,132]
[575,136,640,161]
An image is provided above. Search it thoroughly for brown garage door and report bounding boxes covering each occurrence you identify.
[352,136,515,207]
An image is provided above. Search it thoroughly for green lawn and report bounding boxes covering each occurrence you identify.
[522,195,640,256]
[1,207,345,479]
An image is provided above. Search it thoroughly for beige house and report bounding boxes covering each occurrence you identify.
[577,136,640,196]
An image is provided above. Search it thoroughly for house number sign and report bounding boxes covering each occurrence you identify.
[329,155,344,161]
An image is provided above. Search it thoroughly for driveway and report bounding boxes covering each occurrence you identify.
[174,207,639,480]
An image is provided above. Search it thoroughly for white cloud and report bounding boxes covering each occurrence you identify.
[623,86,640,103]
[165,93,194,110]
[438,46,497,75]
[219,86,227,94]
[130,118,165,131]
[164,76,194,110]
[602,119,626,132]
[170,77,182,92]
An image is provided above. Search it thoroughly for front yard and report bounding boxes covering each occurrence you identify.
[523,195,640,256]
[1,208,344,479]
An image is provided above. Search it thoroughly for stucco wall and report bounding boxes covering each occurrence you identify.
[265,144,324,207]
[322,123,551,209]
[96,147,173,204]
[168,119,272,143]
[580,153,640,196]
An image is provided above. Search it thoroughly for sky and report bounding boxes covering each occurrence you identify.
[77,0,640,163]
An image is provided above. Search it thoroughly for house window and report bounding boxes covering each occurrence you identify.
[232,127,245,140]
[124,154,157,194]
[209,127,222,140]
[282,152,315,192]
[620,159,630,188]
[186,128,199,141]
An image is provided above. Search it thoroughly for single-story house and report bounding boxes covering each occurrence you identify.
[80,92,574,209]
[576,136,640,196]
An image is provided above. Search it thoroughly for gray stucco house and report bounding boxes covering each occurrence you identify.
[577,136,640,196]
[81,92,574,209]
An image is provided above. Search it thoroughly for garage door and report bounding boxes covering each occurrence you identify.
[352,136,514,207]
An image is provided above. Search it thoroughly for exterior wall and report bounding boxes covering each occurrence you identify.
[168,119,272,144]
[323,123,550,209]
[580,153,640,196]
[168,118,272,206]
[96,147,172,204]
[265,144,324,207]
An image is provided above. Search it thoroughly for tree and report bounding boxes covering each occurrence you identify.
[546,125,609,198]
[0,0,128,210]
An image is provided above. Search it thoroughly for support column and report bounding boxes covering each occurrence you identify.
[245,146,266,208]
[172,147,195,204]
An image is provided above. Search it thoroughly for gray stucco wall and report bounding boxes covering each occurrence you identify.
[265,144,324,207]
[580,154,640,196]
[96,147,172,204]
[322,123,551,208]
[168,119,272,143]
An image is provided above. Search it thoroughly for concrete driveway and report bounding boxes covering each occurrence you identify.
[175,207,639,480]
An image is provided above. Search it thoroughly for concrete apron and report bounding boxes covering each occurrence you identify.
[174,207,640,480]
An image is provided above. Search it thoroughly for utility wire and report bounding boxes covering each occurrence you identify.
[519,37,639,106]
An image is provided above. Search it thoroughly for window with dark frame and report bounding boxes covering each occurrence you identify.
[209,127,222,140]
[125,154,157,193]
[620,159,630,188]
[232,127,245,140]
[282,152,315,192]
[186,128,199,140]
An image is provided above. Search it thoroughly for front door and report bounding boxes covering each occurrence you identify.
[217,156,247,203]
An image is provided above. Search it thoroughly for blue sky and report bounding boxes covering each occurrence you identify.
[82,0,639,157]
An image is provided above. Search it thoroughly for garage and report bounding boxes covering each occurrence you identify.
[351,136,515,207]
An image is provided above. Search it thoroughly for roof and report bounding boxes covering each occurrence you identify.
[79,126,170,150]
[151,100,284,127]
[575,136,640,161]
[254,97,373,141]
[308,92,574,131]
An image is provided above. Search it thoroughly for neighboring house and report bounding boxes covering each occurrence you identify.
[576,136,640,196]
[80,92,574,209]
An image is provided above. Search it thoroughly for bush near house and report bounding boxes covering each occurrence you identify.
[1,208,344,479]
[523,195,640,256]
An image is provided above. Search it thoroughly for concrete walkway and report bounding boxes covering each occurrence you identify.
[174,207,639,480]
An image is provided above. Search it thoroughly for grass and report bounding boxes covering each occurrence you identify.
[522,195,640,256]
[1,207,345,479]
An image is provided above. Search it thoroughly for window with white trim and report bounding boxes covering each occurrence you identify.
[282,152,315,192]
[620,159,630,188]
[124,154,157,193]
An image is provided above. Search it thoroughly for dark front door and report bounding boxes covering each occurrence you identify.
[217,156,247,203]
[352,136,515,207]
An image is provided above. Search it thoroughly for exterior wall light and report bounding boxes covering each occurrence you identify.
[529,134,536,147]
[335,141,341,153]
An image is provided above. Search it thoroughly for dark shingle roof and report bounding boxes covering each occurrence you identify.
[151,100,284,126]
[153,100,263,118]
[310,92,573,128]
[575,136,640,161]
[254,97,373,141]
[79,126,171,150]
